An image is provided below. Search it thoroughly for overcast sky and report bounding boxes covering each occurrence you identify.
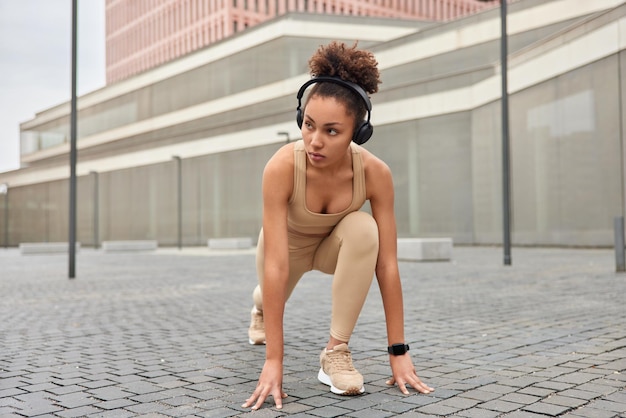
[0,0,106,173]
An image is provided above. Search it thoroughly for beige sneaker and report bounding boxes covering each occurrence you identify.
[318,343,365,395]
[248,307,265,345]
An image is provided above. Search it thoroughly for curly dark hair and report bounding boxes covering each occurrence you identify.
[305,41,381,128]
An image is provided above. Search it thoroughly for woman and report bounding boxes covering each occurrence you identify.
[242,41,434,411]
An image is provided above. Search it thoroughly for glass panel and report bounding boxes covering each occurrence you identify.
[511,55,621,245]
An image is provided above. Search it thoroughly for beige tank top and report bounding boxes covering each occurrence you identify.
[287,140,367,238]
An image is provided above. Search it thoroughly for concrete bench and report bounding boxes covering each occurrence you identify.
[397,238,452,261]
[102,240,158,253]
[208,237,253,250]
[19,242,81,255]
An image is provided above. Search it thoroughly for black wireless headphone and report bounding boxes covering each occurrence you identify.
[296,76,374,145]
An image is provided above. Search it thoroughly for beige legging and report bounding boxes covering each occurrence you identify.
[252,211,379,342]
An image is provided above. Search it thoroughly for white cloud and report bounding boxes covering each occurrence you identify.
[0,0,105,173]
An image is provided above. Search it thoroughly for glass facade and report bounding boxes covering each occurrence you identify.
[20,37,378,157]
[509,55,623,246]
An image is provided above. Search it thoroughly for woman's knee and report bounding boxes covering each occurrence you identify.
[339,212,379,253]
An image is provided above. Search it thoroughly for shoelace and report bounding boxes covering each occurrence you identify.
[326,350,356,372]
[251,311,264,329]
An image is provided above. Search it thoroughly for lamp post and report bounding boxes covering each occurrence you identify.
[478,0,511,266]
[69,0,78,278]
[90,171,99,249]
[172,156,182,250]
[0,183,8,249]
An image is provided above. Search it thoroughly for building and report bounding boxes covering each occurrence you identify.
[105,0,497,83]
[1,0,625,248]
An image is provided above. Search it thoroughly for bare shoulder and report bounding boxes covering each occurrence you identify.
[358,146,393,199]
[263,143,295,197]
[265,143,294,173]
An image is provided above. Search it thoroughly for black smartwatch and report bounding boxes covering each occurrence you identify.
[387,343,410,356]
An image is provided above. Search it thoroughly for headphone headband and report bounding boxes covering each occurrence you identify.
[295,76,374,145]
[296,76,372,116]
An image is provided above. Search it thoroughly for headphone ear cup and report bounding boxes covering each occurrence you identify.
[296,108,303,129]
[353,122,373,145]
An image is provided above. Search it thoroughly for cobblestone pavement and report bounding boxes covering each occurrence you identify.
[1,245,625,418]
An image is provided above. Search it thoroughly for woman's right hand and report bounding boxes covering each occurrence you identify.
[241,359,287,410]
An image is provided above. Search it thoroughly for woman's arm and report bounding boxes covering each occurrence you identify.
[366,153,434,395]
[261,154,291,365]
[243,145,294,410]
[367,157,406,344]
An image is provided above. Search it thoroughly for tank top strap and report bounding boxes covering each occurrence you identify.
[350,142,367,206]
[289,140,307,205]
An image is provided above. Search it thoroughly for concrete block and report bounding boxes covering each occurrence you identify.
[19,242,81,255]
[102,240,158,252]
[208,237,253,250]
[397,238,452,261]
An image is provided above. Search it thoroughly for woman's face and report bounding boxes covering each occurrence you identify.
[301,95,354,169]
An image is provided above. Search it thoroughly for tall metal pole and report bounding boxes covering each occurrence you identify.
[618,39,625,272]
[91,171,99,249]
[173,156,182,250]
[0,183,8,249]
[69,0,78,278]
[500,0,512,266]
[615,217,625,272]
[4,188,7,249]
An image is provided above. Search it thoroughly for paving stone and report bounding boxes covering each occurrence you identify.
[0,388,27,398]
[46,384,88,395]
[160,395,203,407]
[533,380,575,391]
[479,399,523,413]
[479,384,519,394]
[54,392,99,408]
[543,394,589,408]
[503,412,547,418]
[298,395,340,408]
[304,404,353,417]
[130,391,173,403]
[605,390,626,404]
[274,401,315,415]
[522,401,572,416]
[80,380,118,389]
[395,412,439,418]
[400,394,440,407]
[0,408,23,418]
[377,400,418,414]
[554,372,602,385]
[458,390,501,402]
[416,402,462,416]
[454,408,501,418]
[518,386,554,397]
[119,380,164,395]
[346,408,395,418]
[93,397,137,410]
[577,382,622,395]
[564,406,622,418]
[88,387,135,401]
[499,392,541,405]
[86,409,136,417]
[55,405,102,417]
[587,399,626,413]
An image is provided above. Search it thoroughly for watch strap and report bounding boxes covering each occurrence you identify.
[387,343,410,355]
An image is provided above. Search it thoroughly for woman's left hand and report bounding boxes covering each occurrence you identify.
[386,354,434,395]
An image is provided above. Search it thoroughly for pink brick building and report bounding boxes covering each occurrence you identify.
[105,0,496,83]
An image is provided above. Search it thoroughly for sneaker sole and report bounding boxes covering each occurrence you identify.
[248,338,266,345]
[317,368,365,395]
